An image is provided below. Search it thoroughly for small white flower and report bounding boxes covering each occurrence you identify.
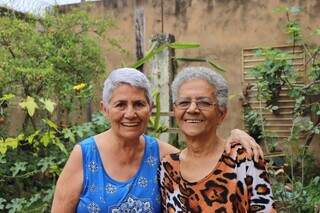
[87,202,100,213]
[89,184,96,192]
[138,177,148,187]
[146,156,157,166]
[88,161,98,172]
[105,184,117,193]
[143,201,151,210]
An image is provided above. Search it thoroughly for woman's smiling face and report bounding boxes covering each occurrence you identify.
[173,79,226,140]
[101,84,151,140]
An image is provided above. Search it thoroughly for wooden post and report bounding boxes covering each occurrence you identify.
[149,33,176,141]
[134,0,145,72]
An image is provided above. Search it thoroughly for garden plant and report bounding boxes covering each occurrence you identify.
[244,6,320,213]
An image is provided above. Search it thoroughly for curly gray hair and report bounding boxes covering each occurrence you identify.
[102,68,152,106]
[171,66,228,109]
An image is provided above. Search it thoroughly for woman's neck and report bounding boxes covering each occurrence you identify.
[183,134,224,158]
[179,134,226,182]
[98,130,144,164]
[94,129,145,181]
[109,129,142,148]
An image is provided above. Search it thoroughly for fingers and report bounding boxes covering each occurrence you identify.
[253,145,259,162]
[249,137,264,162]
[224,135,239,154]
[256,143,264,160]
[243,141,253,160]
[227,129,264,161]
[225,140,232,154]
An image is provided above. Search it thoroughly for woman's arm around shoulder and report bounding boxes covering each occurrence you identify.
[246,157,277,212]
[157,139,179,159]
[51,144,83,213]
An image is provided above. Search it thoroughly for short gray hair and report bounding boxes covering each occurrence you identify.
[102,68,152,105]
[171,66,228,109]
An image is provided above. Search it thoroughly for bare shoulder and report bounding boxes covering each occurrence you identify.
[157,139,179,159]
[51,144,83,212]
[62,144,83,172]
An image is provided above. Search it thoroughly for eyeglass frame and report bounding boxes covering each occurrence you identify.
[173,96,217,110]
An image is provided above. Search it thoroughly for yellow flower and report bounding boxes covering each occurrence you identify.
[73,83,86,91]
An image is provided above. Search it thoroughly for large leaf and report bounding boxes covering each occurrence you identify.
[19,96,38,117]
[0,134,24,154]
[39,98,56,113]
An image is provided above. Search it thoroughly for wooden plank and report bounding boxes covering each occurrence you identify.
[242,45,306,152]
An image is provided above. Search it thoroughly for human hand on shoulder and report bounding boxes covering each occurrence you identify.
[225,129,264,162]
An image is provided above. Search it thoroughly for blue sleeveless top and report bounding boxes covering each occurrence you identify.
[76,135,161,213]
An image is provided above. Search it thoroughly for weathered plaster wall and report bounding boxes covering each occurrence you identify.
[84,0,320,140]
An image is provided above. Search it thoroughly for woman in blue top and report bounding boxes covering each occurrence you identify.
[51,68,263,213]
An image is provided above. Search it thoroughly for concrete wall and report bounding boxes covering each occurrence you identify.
[82,0,320,141]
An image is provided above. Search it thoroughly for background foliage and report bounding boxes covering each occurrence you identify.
[244,6,320,212]
[0,6,115,212]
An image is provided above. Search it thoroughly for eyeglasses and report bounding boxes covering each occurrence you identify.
[174,97,216,110]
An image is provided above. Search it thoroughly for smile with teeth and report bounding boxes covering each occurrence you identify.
[184,119,204,123]
[121,122,140,127]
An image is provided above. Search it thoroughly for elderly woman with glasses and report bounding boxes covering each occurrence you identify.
[52,68,264,213]
[160,67,276,212]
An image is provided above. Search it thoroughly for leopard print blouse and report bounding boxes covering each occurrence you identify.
[159,144,277,213]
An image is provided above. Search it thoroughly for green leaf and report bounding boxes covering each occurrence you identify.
[0,155,6,164]
[42,119,58,131]
[207,60,226,73]
[5,198,26,213]
[273,6,288,13]
[168,42,200,49]
[26,193,41,208]
[153,90,160,129]
[0,197,6,210]
[0,139,7,155]
[62,128,76,143]
[19,96,38,117]
[10,162,27,177]
[40,131,52,147]
[174,57,206,62]
[148,117,155,126]
[0,135,23,154]
[0,94,15,101]
[315,28,320,35]
[39,98,56,113]
[26,130,40,144]
[37,157,55,173]
[42,186,55,203]
[131,41,158,68]
[174,57,226,72]
[53,138,68,155]
[289,6,302,14]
